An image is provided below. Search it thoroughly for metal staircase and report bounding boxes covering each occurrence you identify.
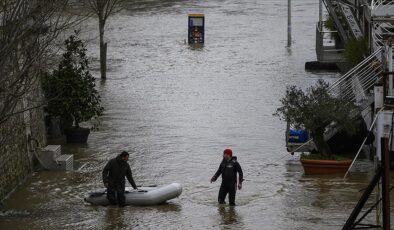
[339,3,363,39]
[322,0,364,40]
[286,1,394,153]
[370,0,394,52]
[322,0,350,42]
[329,47,383,107]
[286,48,384,152]
[316,0,364,63]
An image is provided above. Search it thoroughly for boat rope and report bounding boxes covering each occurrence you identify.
[344,107,383,179]
[289,139,314,153]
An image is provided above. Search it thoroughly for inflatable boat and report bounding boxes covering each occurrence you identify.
[84,183,182,206]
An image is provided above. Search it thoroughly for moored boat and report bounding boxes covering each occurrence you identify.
[85,183,182,206]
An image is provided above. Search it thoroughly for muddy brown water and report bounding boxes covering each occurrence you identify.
[1,0,391,229]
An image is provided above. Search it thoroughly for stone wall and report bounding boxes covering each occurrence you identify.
[0,83,47,202]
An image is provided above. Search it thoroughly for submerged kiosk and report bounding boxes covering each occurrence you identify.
[188,12,205,44]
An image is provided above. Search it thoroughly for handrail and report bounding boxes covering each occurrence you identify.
[329,48,383,106]
[286,11,394,152]
[344,108,383,179]
[322,0,349,42]
[329,48,383,90]
[371,0,394,10]
[316,21,338,34]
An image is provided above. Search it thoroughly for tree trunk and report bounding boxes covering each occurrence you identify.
[312,131,333,158]
[99,18,106,80]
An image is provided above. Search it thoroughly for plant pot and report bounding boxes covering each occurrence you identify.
[65,127,90,143]
[300,159,352,175]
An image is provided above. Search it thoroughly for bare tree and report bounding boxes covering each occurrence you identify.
[87,0,122,80]
[0,0,83,144]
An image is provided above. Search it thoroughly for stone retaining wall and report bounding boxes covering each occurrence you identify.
[0,85,47,202]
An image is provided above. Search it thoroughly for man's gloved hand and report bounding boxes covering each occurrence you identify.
[238,183,242,190]
[210,177,216,183]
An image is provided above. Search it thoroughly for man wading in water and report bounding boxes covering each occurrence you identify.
[102,151,138,207]
[210,149,244,206]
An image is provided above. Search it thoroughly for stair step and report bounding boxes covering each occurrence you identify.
[55,154,73,171]
[40,145,61,158]
[37,145,73,171]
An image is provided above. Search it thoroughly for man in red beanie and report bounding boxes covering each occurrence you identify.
[210,148,243,206]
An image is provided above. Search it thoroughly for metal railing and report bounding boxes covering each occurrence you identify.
[316,21,345,62]
[372,22,394,52]
[285,48,384,153]
[329,47,383,107]
[322,0,350,43]
[286,1,393,153]
[371,0,394,10]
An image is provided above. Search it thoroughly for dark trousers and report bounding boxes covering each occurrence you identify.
[218,182,236,205]
[107,186,126,207]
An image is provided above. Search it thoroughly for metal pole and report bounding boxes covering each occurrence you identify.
[344,108,382,179]
[381,138,391,229]
[319,0,322,30]
[342,168,383,230]
[287,0,291,47]
[375,155,381,226]
[389,45,393,95]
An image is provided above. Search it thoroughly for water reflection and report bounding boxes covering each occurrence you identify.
[188,43,204,50]
[0,0,374,229]
[104,207,126,230]
[153,203,182,212]
[282,159,377,229]
[217,206,242,228]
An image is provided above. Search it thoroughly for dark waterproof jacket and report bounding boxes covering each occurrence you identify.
[102,156,137,190]
[212,156,243,185]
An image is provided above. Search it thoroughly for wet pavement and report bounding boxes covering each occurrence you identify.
[0,0,387,229]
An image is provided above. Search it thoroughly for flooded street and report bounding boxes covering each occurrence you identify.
[0,0,385,229]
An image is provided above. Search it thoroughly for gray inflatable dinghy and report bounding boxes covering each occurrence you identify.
[85,183,182,206]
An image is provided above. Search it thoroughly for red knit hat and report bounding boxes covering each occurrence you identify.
[223,148,232,156]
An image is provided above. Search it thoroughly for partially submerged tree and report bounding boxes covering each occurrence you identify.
[88,0,123,80]
[0,0,78,145]
[274,80,357,158]
[43,32,104,130]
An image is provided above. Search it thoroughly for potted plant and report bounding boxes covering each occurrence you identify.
[274,80,358,175]
[43,32,104,143]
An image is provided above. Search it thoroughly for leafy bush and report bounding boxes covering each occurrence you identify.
[344,38,368,65]
[43,32,104,128]
[274,80,357,158]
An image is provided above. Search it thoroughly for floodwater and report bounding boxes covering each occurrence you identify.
[0,0,389,229]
